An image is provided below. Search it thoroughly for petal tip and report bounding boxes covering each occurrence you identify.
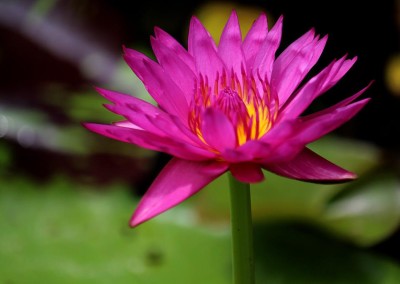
[322,171,358,184]
[81,122,95,130]
[129,215,144,228]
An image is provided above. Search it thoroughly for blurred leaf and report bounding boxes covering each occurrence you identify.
[0,91,155,158]
[321,171,400,246]
[254,222,400,284]
[65,90,121,123]
[28,0,57,18]
[1,177,400,283]
[0,177,230,284]
[0,142,11,172]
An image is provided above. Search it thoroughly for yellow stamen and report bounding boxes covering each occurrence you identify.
[189,71,278,152]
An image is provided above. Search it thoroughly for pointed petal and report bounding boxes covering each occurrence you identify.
[105,103,199,145]
[151,36,196,103]
[188,16,217,54]
[323,56,357,91]
[296,98,370,144]
[96,87,196,143]
[188,16,226,83]
[218,11,244,76]
[122,47,149,82]
[83,123,215,160]
[94,87,146,106]
[154,27,195,72]
[303,82,373,121]
[230,162,264,183]
[263,148,356,183]
[278,56,356,119]
[201,108,237,151]
[272,33,328,105]
[253,16,283,81]
[96,87,171,134]
[265,98,370,163]
[130,158,228,226]
[123,48,189,121]
[113,120,142,129]
[243,13,268,70]
[104,104,163,135]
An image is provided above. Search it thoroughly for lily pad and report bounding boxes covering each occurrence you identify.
[321,171,400,246]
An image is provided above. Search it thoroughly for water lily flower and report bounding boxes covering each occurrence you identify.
[84,11,371,227]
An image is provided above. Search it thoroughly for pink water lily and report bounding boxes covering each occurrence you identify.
[84,11,371,227]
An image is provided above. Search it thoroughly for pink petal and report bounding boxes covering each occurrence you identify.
[123,48,189,121]
[263,147,356,183]
[221,140,267,162]
[262,98,369,164]
[95,87,183,125]
[130,158,228,227]
[201,108,237,151]
[169,115,210,147]
[303,82,373,121]
[272,32,327,105]
[151,36,196,103]
[272,28,316,74]
[322,56,357,91]
[83,123,215,161]
[188,16,226,83]
[94,87,144,106]
[105,103,198,145]
[230,162,264,183]
[260,119,298,146]
[258,120,308,163]
[277,57,340,120]
[253,16,283,82]
[122,47,148,81]
[279,56,358,120]
[96,87,196,142]
[243,12,268,70]
[113,120,142,129]
[296,98,370,144]
[188,16,217,54]
[218,11,245,77]
[154,27,196,72]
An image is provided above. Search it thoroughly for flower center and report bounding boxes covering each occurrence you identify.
[216,88,248,123]
[188,70,279,149]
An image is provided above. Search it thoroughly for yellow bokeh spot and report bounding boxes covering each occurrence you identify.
[385,53,400,96]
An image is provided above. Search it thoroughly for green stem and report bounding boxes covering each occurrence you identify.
[228,173,255,284]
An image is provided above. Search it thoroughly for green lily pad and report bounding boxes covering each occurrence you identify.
[321,171,400,246]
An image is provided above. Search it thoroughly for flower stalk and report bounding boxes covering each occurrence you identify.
[229,173,255,284]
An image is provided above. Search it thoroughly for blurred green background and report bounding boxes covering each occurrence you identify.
[1,0,400,283]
